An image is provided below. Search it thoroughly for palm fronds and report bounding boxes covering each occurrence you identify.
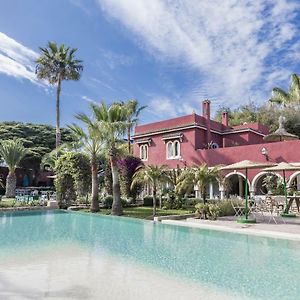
[0,139,28,172]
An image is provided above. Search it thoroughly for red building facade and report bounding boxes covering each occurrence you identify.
[133,100,300,198]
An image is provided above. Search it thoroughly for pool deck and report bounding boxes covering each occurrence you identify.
[161,215,300,241]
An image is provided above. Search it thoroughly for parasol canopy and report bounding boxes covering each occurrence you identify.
[263,116,299,142]
[263,162,300,172]
[220,160,275,171]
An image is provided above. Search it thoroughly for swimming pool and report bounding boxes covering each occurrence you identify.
[0,210,299,299]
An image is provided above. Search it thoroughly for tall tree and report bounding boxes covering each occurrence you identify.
[269,73,300,107]
[36,42,83,150]
[131,165,170,216]
[123,100,146,153]
[68,106,103,212]
[0,139,28,198]
[93,102,128,215]
[176,164,220,204]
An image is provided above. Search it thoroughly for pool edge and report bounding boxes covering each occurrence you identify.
[161,219,300,241]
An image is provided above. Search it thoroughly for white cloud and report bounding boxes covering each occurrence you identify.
[98,48,134,69]
[148,96,195,119]
[0,32,43,86]
[97,0,300,113]
[82,95,97,103]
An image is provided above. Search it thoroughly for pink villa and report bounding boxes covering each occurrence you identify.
[133,100,300,199]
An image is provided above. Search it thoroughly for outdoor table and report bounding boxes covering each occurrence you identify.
[287,195,300,212]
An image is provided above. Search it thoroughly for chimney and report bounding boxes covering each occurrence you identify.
[202,100,211,145]
[221,111,229,127]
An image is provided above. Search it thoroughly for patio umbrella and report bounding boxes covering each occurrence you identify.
[221,160,276,223]
[263,116,299,142]
[263,162,300,217]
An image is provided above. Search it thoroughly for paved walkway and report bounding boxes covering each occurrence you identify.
[162,214,300,241]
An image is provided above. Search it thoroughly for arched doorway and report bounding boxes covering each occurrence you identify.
[252,172,282,196]
[288,171,300,192]
[225,172,249,198]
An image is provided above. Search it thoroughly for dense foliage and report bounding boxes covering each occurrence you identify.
[0,122,76,174]
[55,152,91,208]
[215,103,300,137]
[117,155,142,201]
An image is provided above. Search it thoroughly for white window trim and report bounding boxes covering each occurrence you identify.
[140,144,148,161]
[166,140,181,160]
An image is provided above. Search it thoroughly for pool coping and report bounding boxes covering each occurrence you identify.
[0,206,57,212]
[161,219,300,241]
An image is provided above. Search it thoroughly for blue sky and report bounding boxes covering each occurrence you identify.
[0,0,300,127]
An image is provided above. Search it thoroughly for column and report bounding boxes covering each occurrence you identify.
[219,184,225,200]
[209,182,214,199]
[297,175,300,191]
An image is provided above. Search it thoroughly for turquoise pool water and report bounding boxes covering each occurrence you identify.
[0,210,300,299]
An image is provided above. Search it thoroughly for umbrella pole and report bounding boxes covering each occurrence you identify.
[281,170,296,218]
[245,168,248,220]
[237,168,256,223]
[283,170,287,213]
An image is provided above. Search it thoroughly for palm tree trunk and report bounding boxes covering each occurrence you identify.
[127,127,131,154]
[56,78,61,152]
[90,158,99,213]
[6,171,16,198]
[111,154,123,216]
[153,186,157,217]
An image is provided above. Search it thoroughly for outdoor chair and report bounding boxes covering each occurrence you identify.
[265,197,285,224]
[230,198,244,217]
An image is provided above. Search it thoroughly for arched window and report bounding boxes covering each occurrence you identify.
[140,144,148,161]
[174,141,180,157]
[166,140,181,159]
[167,142,174,159]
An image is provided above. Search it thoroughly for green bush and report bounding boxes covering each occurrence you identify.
[217,201,236,216]
[143,196,159,207]
[195,203,210,219]
[102,196,129,209]
[102,196,113,208]
[55,152,91,208]
[162,192,184,209]
[208,204,220,220]
[195,200,244,219]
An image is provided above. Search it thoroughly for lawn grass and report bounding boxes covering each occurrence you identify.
[82,206,194,220]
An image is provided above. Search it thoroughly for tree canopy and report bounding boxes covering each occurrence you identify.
[0,122,76,171]
[215,103,300,137]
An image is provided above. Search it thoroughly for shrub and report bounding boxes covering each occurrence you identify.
[102,196,129,208]
[195,203,210,219]
[195,200,243,219]
[55,152,91,208]
[162,192,184,209]
[102,195,113,208]
[208,204,220,220]
[195,203,221,220]
[217,201,236,216]
[117,156,142,200]
[143,196,159,207]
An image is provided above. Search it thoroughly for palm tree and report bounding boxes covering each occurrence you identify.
[0,139,28,198]
[269,74,300,107]
[176,164,220,204]
[92,102,128,215]
[123,100,146,153]
[131,165,170,216]
[36,42,83,150]
[68,105,103,213]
